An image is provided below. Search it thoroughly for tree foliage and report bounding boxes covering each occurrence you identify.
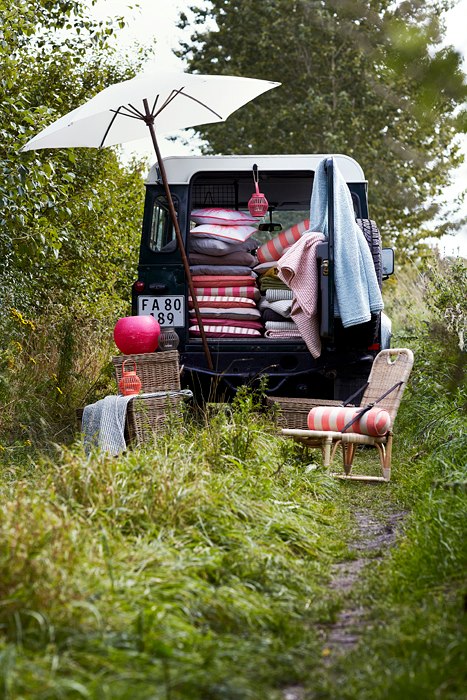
[0,0,146,310]
[0,0,150,441]
[178,0,467,253]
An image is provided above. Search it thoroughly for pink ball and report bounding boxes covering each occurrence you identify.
[114,316,161,355]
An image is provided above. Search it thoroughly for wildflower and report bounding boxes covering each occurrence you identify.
[56,386,63,395]
[10,308,36,331]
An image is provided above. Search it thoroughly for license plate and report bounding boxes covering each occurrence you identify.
[137,296,185,327]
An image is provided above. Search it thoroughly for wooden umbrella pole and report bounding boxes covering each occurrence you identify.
[143,105,214,371]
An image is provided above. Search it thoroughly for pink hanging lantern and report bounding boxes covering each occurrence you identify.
[248,163,269,217]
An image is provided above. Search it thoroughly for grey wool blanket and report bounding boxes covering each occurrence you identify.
[82,391,194,456]
[309,158,383,327]
[82,394,133,456]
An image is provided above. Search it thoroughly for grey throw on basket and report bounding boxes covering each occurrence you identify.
[82,391,193,456]
[82,394,133,456]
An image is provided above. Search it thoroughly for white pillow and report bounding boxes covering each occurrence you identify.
[190,223,257,243]
[189,235,258,256]
[191,208,260,226]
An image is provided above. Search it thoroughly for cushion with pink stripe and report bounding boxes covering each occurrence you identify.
[189,296,256,309]
[195,286,260,300]
[192,275,255,287]
[256,219,310,263]
[189,324,261,337]
[307,406,391,436]
[191,208,260,226]
[189,318,264,330]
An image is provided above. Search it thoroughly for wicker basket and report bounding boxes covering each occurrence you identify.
[126,392,188,445]
[112,351,180,393]
[266,396,347,430]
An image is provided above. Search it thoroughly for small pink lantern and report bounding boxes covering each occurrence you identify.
[248,163,269,217]
[118,359,142,396]
[113,315,160,355]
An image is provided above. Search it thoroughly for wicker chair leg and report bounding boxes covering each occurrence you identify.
[342,442,356,475]
[330,439,341,465]
[322,436,333,467]
[382,432,393,481]
[373,443,389,481]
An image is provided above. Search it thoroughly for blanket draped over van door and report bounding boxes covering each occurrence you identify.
[277,231,325,358]
[308,158,384,327]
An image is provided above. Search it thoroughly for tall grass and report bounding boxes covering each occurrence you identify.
[313,256,467,700]
[0,393,350,699]
[1,255,465,698]
[0,297,123,452]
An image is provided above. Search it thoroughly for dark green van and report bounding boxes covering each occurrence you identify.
[132,154,393,401]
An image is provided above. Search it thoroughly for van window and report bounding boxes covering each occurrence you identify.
[149,195,178,252]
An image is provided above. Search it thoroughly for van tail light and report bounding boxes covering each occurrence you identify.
[133,280,145,293]
[368,343,380,351]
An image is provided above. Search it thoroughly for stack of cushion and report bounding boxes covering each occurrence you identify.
[188,208,263,338]
[253,261,302,339]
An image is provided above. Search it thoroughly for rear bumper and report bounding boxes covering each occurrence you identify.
[180,339,374,401]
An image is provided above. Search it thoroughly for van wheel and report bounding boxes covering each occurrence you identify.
[356,219,382,288]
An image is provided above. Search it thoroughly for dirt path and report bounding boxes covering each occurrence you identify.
[282,506,407,700]
[320,509,406,660]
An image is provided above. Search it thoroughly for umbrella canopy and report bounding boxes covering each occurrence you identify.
[20,71,280,151]
[20,70,281,371]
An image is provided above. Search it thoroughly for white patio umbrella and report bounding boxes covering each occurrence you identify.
[21,70,281,369]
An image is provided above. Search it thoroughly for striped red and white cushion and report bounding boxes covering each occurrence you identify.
[190,208,259,226]
[307,406,391,436]
[256,219,310,263]
[192,275,256,287]
[189,296,257,309]
[195,286,260,300]
[189,324,261,338]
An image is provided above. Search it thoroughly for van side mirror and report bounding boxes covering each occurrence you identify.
[382,248,394,278]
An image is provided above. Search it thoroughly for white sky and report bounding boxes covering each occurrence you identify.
[90,0,467,256]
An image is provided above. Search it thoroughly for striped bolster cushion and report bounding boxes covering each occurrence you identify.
[256,219,310,263]
[307,406,391,436]
[189,296,256,309]
[195,286,260,301]
[189,325,261,337]
[189,318,264,330]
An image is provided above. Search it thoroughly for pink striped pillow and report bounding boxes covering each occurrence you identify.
[195,286,260,300]
[307,406,391,437]
[189,324,261,337]
[256,219,310,263]
[189,296,256,309]
[191,208,259,226]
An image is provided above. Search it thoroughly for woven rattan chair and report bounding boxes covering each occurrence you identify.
[282,348,414,482]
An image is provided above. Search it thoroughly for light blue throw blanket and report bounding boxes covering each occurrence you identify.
[309,158,384,327]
